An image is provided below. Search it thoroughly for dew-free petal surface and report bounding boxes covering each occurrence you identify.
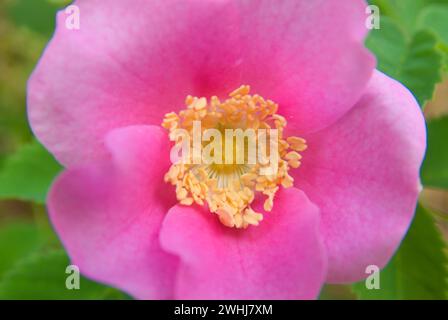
[48,125,177,299]
[294,71,426,282]
[160,188,327,299]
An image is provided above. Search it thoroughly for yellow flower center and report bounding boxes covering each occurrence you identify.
[162,85,307,229]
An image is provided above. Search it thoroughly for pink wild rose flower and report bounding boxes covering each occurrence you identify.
[27,0,426,299]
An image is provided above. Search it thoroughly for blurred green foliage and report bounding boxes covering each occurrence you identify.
[0,0,447,300]
[7,0,63,36]
[367,20,442,106]
[0,141,62,203]
[353,204,447,299]
[0,250,128,299]
[421,116,448,189]
[0,222,41,278]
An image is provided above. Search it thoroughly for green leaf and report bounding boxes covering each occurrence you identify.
[398,31,443,106]
[421,116,448,189]
[0,250,127,299]
[0,222,41,279]
[366,18,407,76]
[352,204,447,299]
[0,141,62,204]
[366,17,443,106]
[418,4,448,68]
[32,204,65,248]
[319,284,357,300]
[6,0,64,36]
[418,5,448,44]
[369,0,424,36]
[369,0,447,35]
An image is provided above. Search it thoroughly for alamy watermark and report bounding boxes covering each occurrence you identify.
[366,5,381,30]
[365,264,381,290]
[65,5,80,30]
[65,265,80,290]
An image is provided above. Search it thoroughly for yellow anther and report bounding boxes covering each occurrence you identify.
[243,207,263,226]
[180,197,194,206]
[230,85,251,97]
[287,136,307,151]
[185,95,194,106]
[285,151,302,160]
[192,97,207,111]
[176,186,188,200]
[234,213,244,228]
[218,206,236,228]
[281,172,294,188]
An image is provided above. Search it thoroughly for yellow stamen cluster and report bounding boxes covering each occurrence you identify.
[162,85,307,229]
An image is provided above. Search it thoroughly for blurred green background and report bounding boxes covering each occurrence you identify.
[0,0,447,299]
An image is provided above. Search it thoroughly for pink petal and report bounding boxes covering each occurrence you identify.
[160,188,327,300]
[293,70,426,282]
[237,0,375,134]
[29,0,373,166]
[48,125,178,299]
[28,0,242,166]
